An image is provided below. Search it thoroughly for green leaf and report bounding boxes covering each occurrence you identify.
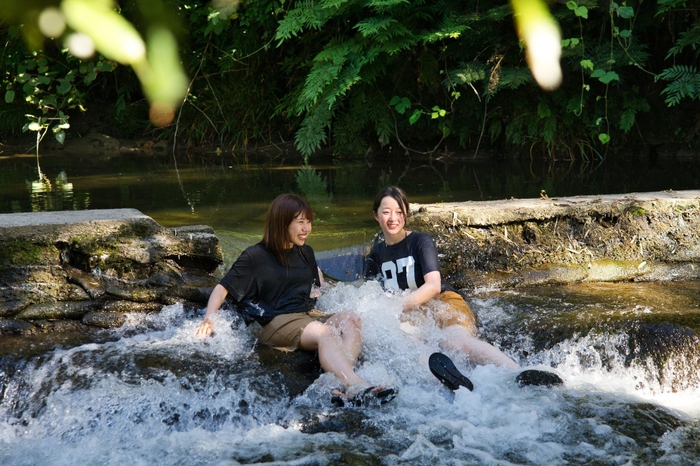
[28,122,43,132]
[409,109,421,124]
[57,79,72,94]
[599,133,610,144]
[84,71,97,85]
[598,71,620,84]
[576,6,588,18]
[580,60,594,71]
[617,6,634,18]
[389,96,400,106]
[4,90,14,103]
[55,130,66,144]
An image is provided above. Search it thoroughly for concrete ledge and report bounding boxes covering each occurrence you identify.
[408,190,700,291]
[410,190,700,227]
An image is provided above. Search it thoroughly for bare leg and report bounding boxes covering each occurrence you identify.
[326,311,362,365]
[299,320,366,390]
[440,325,519,369]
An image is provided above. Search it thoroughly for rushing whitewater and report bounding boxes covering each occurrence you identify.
[1,281,699,465]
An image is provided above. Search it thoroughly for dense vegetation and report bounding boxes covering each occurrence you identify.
[1,0,698,160]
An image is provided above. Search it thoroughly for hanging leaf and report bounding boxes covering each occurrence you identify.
[55,130,66,144]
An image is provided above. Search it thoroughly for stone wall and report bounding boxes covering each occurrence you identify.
[0,209,222,334]
[407,190,700,291]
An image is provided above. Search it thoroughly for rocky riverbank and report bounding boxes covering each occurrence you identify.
[0,209,222,335]
[408,190,700,292]
[2,190,700,336]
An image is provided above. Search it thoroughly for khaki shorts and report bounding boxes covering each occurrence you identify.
[258,310,328,351]
[404,291,478,336]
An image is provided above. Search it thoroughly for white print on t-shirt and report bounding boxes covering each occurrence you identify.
[381,255,418,291]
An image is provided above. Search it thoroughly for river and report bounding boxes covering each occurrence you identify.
[1,149,700,464]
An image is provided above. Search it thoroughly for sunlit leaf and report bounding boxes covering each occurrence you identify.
[61,0,146,64]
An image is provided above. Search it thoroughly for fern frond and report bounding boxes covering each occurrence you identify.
[376,28,415,49]
[421,15,470,43]
[443,63,486,89]
[655,0,689,17]
[366,0,411,14]
[319,0,354,10]
[619,109,635,132]
[296,104,333,157]
[324,62,363,108]
[542,115,557,144]
[355,17,397,37]
[295,41,352,112]
[275,1,331,43]
[666,21,700,58]
[496,67,534,91]
[658,65,700,106]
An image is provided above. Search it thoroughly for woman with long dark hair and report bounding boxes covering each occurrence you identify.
[365,186,519,369]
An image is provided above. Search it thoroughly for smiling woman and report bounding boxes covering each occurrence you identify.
[194,193,397,407]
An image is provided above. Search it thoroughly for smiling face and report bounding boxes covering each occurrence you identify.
[287,213,312,248]
[374,196,406,244]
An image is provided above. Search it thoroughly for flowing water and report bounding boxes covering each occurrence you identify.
[1,281,699,465]
[1,150,700,464]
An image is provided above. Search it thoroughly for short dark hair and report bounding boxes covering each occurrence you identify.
[372,186,410,217]
[262,194,314,266]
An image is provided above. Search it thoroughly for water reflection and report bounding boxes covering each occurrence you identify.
[26,170,86,212]
[2,150,700,238]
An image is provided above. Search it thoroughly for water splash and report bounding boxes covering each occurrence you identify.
[1,284,700,464]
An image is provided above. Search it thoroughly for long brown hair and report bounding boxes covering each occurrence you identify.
[262,194,315,266]
[372,186,410,217]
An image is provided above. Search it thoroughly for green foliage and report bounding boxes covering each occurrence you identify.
[274,0,673,157]
[2,0,699,158]
[656,15,700,107]
[657,66,700,106]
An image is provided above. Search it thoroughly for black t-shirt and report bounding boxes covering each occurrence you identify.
[364,231,454,293]
[219,243,320,325]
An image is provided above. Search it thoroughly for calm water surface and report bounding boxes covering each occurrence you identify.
[2,149,699,246]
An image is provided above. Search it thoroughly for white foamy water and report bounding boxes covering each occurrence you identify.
[1,283,699,465]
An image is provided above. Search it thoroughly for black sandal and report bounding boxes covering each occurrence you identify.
[331,385,397,407]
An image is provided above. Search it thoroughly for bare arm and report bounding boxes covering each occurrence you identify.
[402,270,441,310]
[318,266,327,289]
[194,284,229,338]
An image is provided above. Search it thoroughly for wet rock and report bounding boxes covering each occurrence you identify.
[0,318,36,335]
[15,301,100,320]
[255,346,322,398]
[82,311,128,328]
[105,284,163,303]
